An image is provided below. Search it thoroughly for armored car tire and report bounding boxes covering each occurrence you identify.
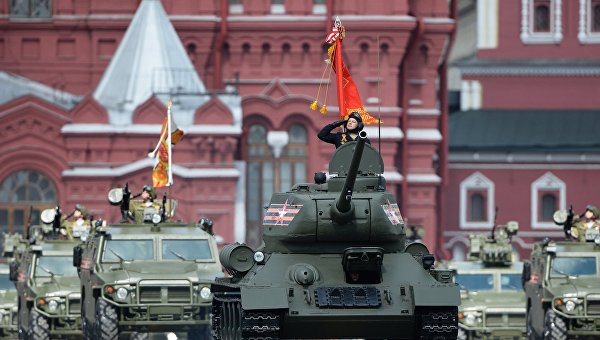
[543,309,567,340]
[27,309,49,340]
[95,299,118,340]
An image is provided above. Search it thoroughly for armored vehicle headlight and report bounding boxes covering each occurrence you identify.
[152,213,162,224]
[465,313,476,325]
[116,287,129,300]
[200,286,211,300]
[253,251,265,263]
[48,300,59,313]
[565,300,576,312]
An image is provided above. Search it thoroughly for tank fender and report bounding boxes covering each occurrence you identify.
[412,285,461,307]
[241,287,289,310]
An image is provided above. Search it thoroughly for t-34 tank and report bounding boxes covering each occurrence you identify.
[212,132,460,339]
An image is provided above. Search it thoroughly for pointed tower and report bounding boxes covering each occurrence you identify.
[93,0,211,125]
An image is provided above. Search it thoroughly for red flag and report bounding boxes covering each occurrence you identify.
[149,101,184,187]
[327,26,380,125]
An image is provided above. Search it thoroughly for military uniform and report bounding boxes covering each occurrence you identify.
[60,204,91,240]
[317,112,371,149]
[129,200,162,224]
[570,205,600,242]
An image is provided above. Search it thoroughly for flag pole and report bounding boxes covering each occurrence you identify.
[333,17,346,122]
[167,98,173,187]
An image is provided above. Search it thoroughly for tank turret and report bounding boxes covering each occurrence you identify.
[261,131,405,254]
[468,221,519,265]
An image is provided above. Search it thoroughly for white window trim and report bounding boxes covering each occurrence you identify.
[271,4,285,14]
[530,172,566,229]
[313,3,326,14]
[460,172,495,229]
[477,0,499,49]
[229,4,243,15]
[521,0,563,44]
[460,80,482,111]
[578,0,600,43]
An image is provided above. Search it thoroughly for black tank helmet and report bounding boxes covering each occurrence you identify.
[345,111,364,133]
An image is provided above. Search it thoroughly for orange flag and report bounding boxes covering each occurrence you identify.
[149,100,184,187]
[327,26,380,125]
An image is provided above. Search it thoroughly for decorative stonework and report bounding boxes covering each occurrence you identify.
[578,0,600,43]
[530,172,566,229]
[521,0,563,44]
[459,172,495,229]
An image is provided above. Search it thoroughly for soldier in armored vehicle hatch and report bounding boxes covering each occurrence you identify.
[317,112,371,148]
[60,204,92,240]
[571,205,600,242]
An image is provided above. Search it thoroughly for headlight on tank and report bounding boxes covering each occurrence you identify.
[200,286,211,300]
[152,213,162,224]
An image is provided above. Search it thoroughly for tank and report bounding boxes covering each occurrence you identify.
[522,208,600,339]
[443,221,526,339]
[212,134,460,339]
[74,191,223,340]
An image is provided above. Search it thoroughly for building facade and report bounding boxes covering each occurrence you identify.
[0,0,455,253]
[446,0,600,260]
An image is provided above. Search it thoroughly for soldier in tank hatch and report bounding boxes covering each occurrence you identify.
[571,205,600,242]
[318,111,371,148]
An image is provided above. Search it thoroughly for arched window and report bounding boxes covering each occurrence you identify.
[280,124,308,191]
[246,124,273,248]
[534,4,550,32]
[0,170,57,235]
[594,4,600,32]
[531,172,565,228]
[469,193,486,222]
[541,193,557,221]
[245,123,308,248]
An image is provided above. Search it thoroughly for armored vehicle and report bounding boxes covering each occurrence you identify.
[11,238,82,339]
[445,221,526,339]
[0,263,18,339]
[522,237,600,339]
[74,211,222,340]
[212,134,460,339]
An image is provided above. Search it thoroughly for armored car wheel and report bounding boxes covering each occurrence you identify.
[527,309,541,340]
[27,310,49,340]
[542,309,567,340]
[95,299,118,340]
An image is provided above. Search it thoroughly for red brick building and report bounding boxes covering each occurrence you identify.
[0,0,455,253]
[445,0,600,260]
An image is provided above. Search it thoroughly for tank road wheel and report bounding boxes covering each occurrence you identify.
[130,332,149,340]
[542,309,567,340]
[27,309,49,340]
[94,299,118,340]
[188,325,212,340]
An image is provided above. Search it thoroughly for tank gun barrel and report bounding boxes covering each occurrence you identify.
[332,131,367,221]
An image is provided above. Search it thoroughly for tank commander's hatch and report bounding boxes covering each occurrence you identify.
[328,142,384,177]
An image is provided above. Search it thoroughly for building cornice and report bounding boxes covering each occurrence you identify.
[449,152,600,164]
[61,124,241,135]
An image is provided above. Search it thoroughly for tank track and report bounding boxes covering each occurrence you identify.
[212,291,281,340]
[418,307,459,339]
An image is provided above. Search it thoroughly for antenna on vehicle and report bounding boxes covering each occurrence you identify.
[377,35,381,152]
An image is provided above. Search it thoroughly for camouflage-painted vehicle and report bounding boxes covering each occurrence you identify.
[0,233,31,339]
[11,238,82,340]
[0,264,18,338]
[522,234,600,339]
[445,220,525,339]
[212,134,460,339]
[74,201,222,340]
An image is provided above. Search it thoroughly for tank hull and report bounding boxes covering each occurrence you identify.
[212,253,459,339]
